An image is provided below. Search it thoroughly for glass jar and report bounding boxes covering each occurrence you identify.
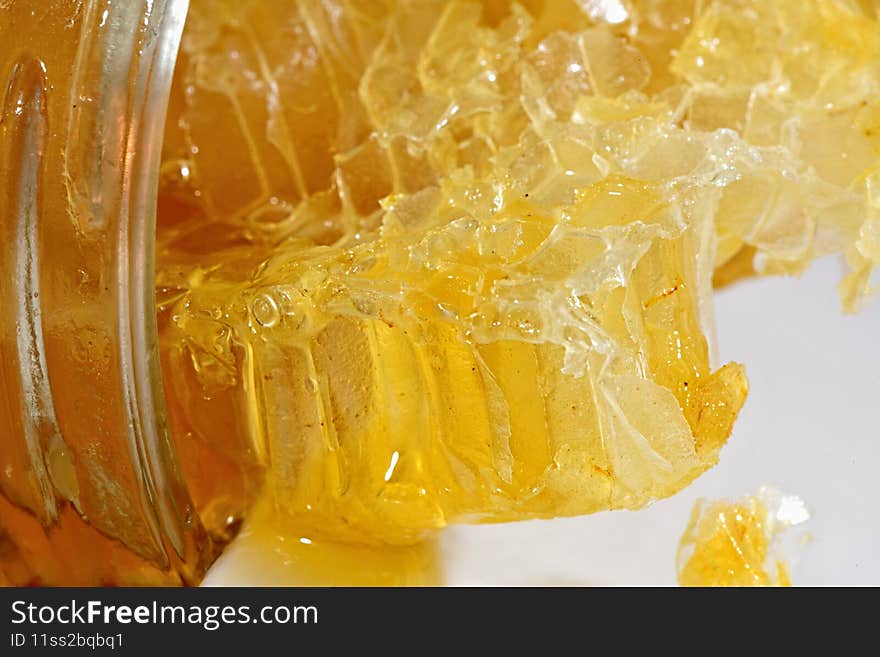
[0,0,210,585]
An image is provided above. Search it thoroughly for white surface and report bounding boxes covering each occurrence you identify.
[206,257,879,585]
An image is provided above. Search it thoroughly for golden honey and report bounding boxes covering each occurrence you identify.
[1,0,877,585]
[0,0,207,585]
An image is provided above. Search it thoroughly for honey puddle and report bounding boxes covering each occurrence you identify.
[204,497,444,586]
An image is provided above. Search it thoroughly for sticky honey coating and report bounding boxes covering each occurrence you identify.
[677,490,810,587]
[156,0,877,546]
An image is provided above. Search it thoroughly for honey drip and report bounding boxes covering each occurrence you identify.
[204,499,443,586]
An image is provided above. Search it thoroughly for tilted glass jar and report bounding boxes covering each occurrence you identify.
[0,0,211,585]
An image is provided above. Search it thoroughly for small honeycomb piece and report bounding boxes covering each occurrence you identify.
[677,488,810,587]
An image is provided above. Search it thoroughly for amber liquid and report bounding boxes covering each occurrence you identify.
[0,0,208,586]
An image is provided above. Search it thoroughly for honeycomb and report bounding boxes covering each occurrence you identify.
[155,0,878,548]
[677,489,810,587]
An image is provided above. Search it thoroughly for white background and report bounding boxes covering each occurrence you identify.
[207,257,879,585]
